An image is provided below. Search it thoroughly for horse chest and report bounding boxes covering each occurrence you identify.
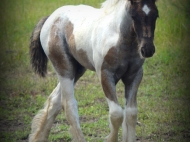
[102,46,144,79]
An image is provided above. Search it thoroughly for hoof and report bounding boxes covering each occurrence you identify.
[137,121,141,126]
[104,135,118,142]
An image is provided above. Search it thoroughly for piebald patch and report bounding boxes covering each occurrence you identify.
[142,4,150,15]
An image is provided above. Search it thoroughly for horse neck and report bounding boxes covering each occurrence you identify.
[101,1,137,49]
[117,3,139,54]
[102,1,134,37]
[120,9,136,44]
[101,0,128,31]
[117,2,136,45]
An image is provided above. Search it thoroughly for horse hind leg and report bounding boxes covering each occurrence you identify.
[58,75,86,142]
[58,61,86,142]
[29,83,62,142]
[47,29,86,141]
[55,64,86,142]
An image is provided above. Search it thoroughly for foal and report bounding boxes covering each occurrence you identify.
[29,0,158,141]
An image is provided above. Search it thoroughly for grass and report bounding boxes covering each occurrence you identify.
[0,0,190,141]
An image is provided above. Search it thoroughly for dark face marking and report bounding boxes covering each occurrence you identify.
[129,0,158,58]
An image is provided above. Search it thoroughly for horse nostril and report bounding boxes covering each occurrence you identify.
[140,45,155,58]
[152,47,155,54]
[141,47,145,57]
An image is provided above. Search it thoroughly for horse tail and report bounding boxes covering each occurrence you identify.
[29,16,49,77]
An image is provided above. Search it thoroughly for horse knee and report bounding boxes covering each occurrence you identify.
[110,108,123,129]
[64,99,79,122]
[124,107,137,125]
[107,100,123,129]
[105,102,123,142]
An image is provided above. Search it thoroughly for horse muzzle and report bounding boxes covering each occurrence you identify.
[140,43,155,58]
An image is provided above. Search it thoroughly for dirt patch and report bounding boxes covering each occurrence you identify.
[0,119,28,141]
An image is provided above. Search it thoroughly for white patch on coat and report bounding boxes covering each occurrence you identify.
[106,99,123,115]
[142,4,151,15]
[104,99,123,141]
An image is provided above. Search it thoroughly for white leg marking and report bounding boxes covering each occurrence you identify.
[105,99,123,142]
[59,77,85,142]
[142,4,151,15]
[29,83,62,142]
[122,106,137,142]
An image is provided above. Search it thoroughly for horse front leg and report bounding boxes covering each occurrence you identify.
[122,68,143,142]
[101,70,123,142]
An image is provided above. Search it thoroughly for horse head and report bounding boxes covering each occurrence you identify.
[129,0,159,58]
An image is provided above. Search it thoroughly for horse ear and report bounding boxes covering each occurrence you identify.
[129,0,141,4]
[128,0,132,4]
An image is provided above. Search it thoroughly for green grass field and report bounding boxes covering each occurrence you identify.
[0,0,190,141]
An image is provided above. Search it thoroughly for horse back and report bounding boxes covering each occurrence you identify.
[40,5,106,71]
[40,4,126,75]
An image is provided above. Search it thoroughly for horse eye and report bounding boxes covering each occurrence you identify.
[131,14,138,20]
